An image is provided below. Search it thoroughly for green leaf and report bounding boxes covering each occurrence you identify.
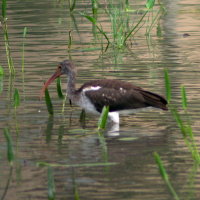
[81,13,97,24]
[56,77,64,99]
[181,85,187,109]
[154,152,180,200]
[13,88,20,108]
[164,68,171,103]
[2,0,7,18]
[4,128,14,165]
[23,27,27,38]
[146,0,155,9]
[37,161,117,168]
[48,167,56,200]
[154,152,168,181]
[0,66,4,75]
[45,88,54,115]
[0,75,3,94]
[98,106,109,130]
[157,24,162,37]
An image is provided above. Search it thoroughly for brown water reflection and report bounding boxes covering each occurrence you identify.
[1,0,200,199]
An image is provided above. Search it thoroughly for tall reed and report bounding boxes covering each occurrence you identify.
[154,152,180,200]
[22,27,27,73]
[1,0,15,74]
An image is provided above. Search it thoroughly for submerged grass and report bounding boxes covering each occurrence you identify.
[47,167,56,200]
[1,0,15,74]
[154,152,180,200]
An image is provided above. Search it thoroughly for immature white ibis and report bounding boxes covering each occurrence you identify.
[41,60,168,123]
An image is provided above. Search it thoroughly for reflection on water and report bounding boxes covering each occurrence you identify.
[1,0,200,199]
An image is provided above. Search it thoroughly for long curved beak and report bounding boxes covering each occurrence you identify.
[40,68,62,99]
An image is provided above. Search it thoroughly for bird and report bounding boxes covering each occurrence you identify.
[41,60,168,123]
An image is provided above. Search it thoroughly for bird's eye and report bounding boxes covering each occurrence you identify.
[58,65,61,69]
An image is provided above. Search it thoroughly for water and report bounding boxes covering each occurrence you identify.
[1,0,200,199]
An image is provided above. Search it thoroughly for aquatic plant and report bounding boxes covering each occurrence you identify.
[81,0,163,50]
[171,108,200,163]
[0,66,3,94]
[4,128,14,166]
[22,27,27,73]
[68,0,76,12]
[164,70,200,163]
[56,77,64,99]
[181,85,187,110]
[164,68,171,103]
[45,88,54,115]
[0,65,4,75]
[154,152,180,200]
[98,106,109,130]
[1,0,15,74]
[13,88,20,109]
[37,162,117,168]
[48,167,56,200]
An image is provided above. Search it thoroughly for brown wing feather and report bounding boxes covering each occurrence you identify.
[78,79,168,112]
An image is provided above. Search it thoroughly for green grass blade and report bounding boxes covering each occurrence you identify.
[4,128,14,166]
[164,68,171,103]
[0,75,3,94]
[2,0,6,18]
[181,85,187,110]
[157,23,162,37]
[154,152,180,200]
[22,27,27,72]
[45,88,54,115]
[98,106,109,130]
[56,77,64,99]
[123,9,148,44]
[23,26,27,38]
[13,88,20,108]
[68,30,72,50]
[70,0,76,12]
[81,13,110,50]
[0,65,4,75]
[47,167,56,200]
[37,161,117,168]
[146,0,155,9]
[171,108,186,137]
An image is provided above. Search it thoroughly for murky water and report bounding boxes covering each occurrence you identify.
[1,0,200,199]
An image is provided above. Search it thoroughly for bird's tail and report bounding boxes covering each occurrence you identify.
[141,90,168,110]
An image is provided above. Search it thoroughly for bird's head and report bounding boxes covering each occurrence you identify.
[40,60,75,98]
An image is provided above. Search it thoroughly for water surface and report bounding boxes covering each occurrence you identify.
[1,0,200,199]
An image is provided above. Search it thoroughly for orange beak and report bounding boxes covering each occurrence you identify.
[40,67,62,99]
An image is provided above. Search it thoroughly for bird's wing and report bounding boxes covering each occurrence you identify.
[84,87,147,113]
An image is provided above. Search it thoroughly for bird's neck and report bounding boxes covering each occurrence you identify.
[66,71,77,99]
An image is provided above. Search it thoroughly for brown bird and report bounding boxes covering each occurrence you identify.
[41,60,168,123]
